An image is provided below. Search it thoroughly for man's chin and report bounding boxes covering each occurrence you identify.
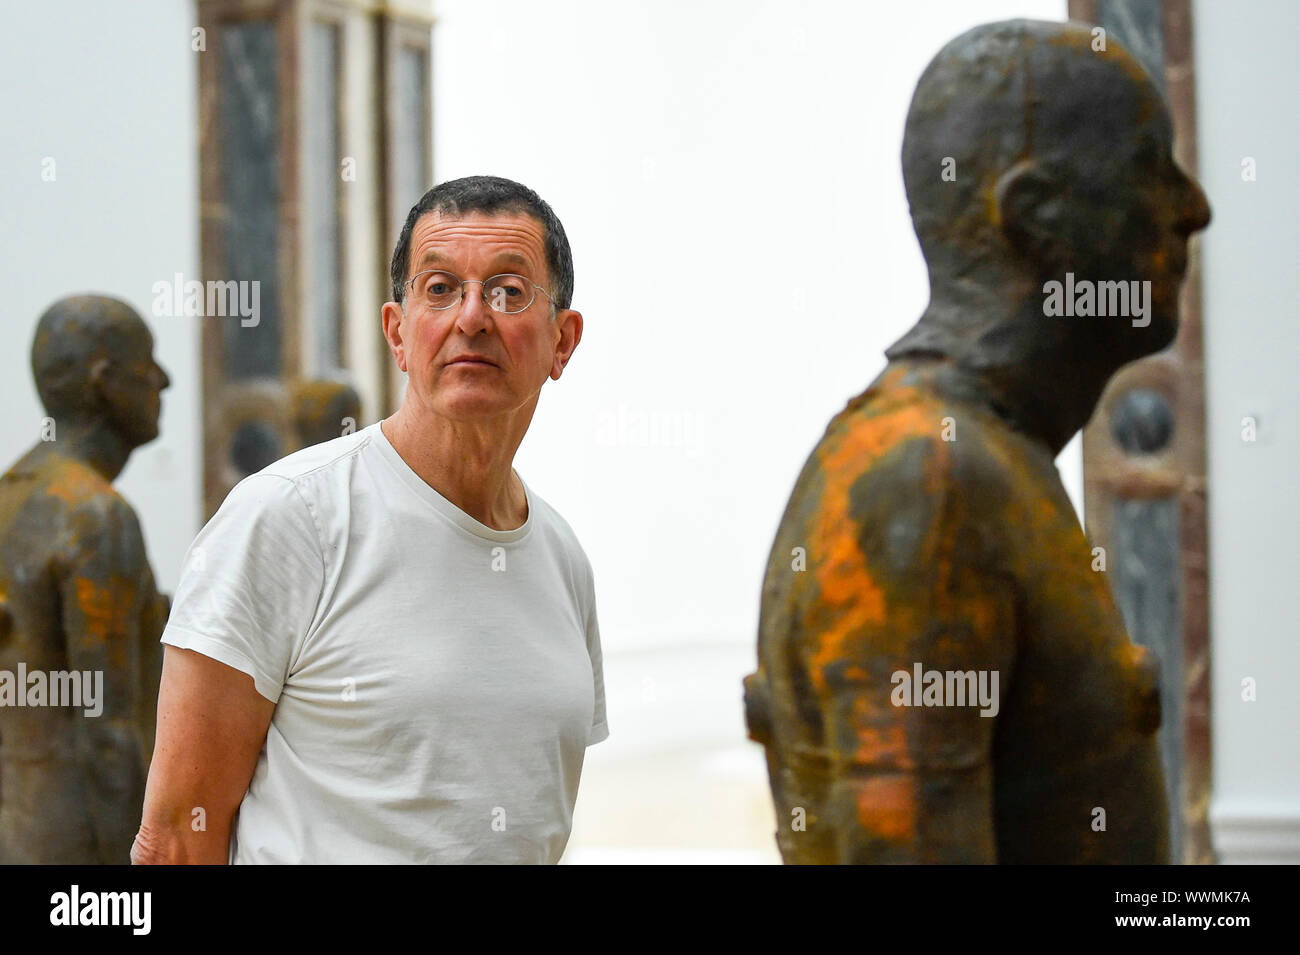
[434,394,511,421]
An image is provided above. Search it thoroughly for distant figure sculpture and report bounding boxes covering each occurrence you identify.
[745,20,1210,863]
[289,379,363,450]
[0,295,171,863]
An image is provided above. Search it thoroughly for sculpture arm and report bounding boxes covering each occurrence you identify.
[57,494,155,864]
[814,567,1017,864]
[800,431,1019,863]
[134,575,169,768]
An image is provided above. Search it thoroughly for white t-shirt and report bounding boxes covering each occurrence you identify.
[160,421,607,864]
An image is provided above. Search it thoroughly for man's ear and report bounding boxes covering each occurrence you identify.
[381,301,408,373]
[550,309,582,380]
[995,160,1068,266]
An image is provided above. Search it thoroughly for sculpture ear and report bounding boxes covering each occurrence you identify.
[87,356,112,406]
[995,160,1066,266]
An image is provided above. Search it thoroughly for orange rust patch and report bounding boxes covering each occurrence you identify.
[853,717,909,769]
[74,576,136,658]
[855,775,916,842]
[46,466,104,504]
[808,397,938,692]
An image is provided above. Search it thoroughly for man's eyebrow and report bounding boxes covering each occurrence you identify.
[495,251,531,269]
[414,251,450,270]
[414,250,536,272]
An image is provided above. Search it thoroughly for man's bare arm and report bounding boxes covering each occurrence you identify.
[131,645,275,864]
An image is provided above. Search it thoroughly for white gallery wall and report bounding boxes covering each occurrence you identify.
[1195,0,1300,863]
[435,0,1074,658]
[0,1,201,595]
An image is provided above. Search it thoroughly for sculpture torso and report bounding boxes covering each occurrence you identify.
[751,360,1169,863]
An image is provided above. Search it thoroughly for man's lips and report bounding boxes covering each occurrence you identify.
[446,356,498,368]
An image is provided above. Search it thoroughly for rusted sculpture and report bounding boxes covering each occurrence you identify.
[289,379,362,450]
[0,295,171,863]
[745,19,1210,863]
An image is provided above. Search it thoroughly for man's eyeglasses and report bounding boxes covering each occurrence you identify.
[405,270,553,315]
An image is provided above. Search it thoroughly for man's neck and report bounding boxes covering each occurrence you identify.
[380,405,530,531]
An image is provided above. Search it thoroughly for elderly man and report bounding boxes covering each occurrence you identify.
[746,20,1210,863]
[134,176,606,864]
[1,295,171,863]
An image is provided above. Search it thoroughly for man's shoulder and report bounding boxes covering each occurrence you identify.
[524,485,594,570]
[217,424,379,516]
[257,424,377,485]
[207,430,371,535]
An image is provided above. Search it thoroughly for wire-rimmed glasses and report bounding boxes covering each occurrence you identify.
[405,270,553,314]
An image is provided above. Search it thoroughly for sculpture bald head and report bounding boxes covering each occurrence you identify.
[900,19,1210,362]
[290,379,362,448]
[31,295,170,448]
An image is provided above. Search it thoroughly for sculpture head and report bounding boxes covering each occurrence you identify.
[290,379,362,448]
[31,294,170,449]
[896,19,1210,374]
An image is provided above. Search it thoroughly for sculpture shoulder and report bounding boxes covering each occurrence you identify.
[814,383,1021,512]
[776,381,1024,587]
[39,460,148,569]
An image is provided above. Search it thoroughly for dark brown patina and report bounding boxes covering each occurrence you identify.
[0,295,171,863]
[745,19,1210,864]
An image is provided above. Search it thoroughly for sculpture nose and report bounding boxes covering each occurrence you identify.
[1179,176,1211,235]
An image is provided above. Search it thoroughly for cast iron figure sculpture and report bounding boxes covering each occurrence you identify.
[0,295,171,863]
[745,19,1210,863]
[289,379,363,450]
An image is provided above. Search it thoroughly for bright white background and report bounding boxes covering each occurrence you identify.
[1,0,1294,863]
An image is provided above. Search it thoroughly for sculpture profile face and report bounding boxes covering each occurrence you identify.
[999,41,1211,349]
[97,316,171,448]
[31,295,170,450]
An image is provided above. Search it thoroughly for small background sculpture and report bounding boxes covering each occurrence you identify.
[0,295,171,863]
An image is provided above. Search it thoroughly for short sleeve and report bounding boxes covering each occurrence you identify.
[161,474,325,703]
[583,562,609,746]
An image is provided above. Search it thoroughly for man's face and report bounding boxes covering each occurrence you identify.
[100,316,170,447]
[383,210,580,423]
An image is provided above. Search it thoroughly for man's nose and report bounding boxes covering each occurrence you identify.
[454,281,495,334]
